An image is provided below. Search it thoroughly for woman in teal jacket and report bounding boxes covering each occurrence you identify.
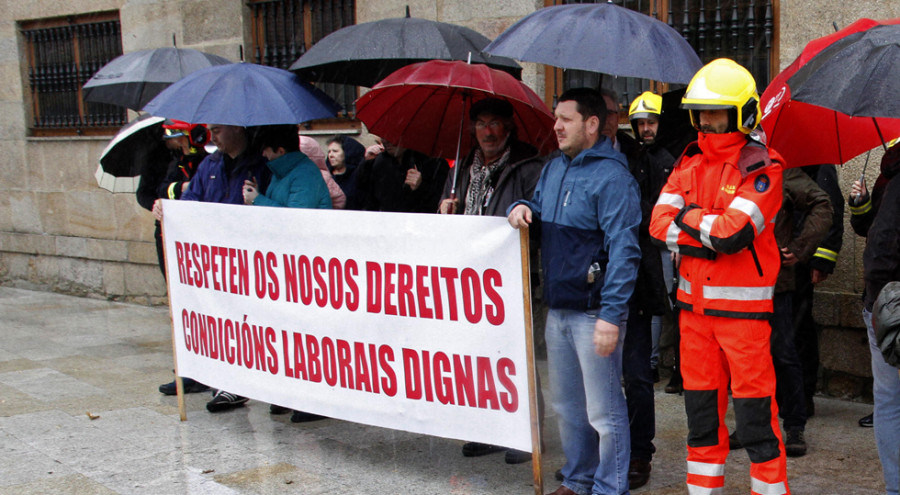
[243,125,331,210]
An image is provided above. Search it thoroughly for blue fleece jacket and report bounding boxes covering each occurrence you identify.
[510,137,641,325]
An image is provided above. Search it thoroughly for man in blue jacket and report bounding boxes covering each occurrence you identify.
[154,123,271,413]
[508,87,642,495]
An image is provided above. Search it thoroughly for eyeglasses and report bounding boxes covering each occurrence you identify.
[475,120,503,130]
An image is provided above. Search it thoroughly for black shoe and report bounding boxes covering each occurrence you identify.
[728,431,743,450]
[269,404,291,415]
[505,449,532,464]
[785,429,807,457]
[206,390,248,412]
[290,411,326,423]
[554,468,563,481]
[461,442,506,457]
[628,458,651,489]
[665,373,683,394]
[859,413,874,427]
[159,378,210,395]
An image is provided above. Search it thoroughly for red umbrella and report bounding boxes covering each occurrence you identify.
[760,18,900,168]
[355,60,556,161]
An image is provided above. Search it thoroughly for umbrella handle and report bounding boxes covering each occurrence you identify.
[449,94,468,197]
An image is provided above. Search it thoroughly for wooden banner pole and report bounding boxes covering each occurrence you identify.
[520,228,543,495]
[160,204,187,421]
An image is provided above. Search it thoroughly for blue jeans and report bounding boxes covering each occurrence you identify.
[546,308,630,495]
[866,308,900,495]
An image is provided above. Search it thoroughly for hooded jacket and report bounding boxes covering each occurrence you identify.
[650,132,784,319]
[510,137,641,325]
[252,151,331,210]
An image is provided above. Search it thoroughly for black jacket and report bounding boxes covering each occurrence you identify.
[802,164,844,274]
[439,139,545,217]
[851,145,900,310]
[353,149,448,213]
[619,131,673,316]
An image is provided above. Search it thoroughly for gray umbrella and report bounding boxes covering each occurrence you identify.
[83,47,232,110]
[484,3,702,84]
[289,14,521,87]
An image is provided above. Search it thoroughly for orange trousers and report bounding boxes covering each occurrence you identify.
[680,310,790,495]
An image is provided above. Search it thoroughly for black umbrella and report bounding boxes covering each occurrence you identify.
[95,114,169,193]
[788,23,900,120]
[289,13,521,87]
[83,47,232,110]
[483,3,702,84]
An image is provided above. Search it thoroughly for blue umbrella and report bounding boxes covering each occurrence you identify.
[483,3,702,84]
[142,63,341,126]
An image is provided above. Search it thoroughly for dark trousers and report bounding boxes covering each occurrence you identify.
[154,220,166,281]
[792,263,820,403]
[624,303,656,461]
[771,292,807,431]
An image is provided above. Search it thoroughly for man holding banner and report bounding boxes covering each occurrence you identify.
[439,97,547,465]
[508,87,641,495]
[155,123,271,413]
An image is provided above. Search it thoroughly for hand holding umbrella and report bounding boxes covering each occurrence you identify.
[404,165,422,191]
[243,177,260,205]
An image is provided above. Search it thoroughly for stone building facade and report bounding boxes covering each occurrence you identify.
[1,0,898,398]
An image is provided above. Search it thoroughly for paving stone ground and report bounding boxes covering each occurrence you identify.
[0,287,884,494]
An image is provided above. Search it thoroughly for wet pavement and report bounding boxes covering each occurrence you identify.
[0,286,885,494]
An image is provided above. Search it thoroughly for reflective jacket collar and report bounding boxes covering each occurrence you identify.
[697,131,747,165]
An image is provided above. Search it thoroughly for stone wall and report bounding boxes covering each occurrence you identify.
[0,1,248,304]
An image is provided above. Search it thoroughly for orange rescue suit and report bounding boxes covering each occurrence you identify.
[650,132,783,318]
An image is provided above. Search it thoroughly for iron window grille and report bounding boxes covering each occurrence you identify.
[248,0,357,119]
[21,12,125,135]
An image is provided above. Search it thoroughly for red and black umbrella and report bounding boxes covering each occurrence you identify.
[760,18,900,168]
[355,59,556,160]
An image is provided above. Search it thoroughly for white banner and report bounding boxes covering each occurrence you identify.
[162,200,532,451]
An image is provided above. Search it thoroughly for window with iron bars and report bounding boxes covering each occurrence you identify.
[248,0,357,122]
[551,0,777,113]
[21,12,125,136]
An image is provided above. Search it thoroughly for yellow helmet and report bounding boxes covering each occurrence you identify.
[682,58,761,134]
[628,91,663,121]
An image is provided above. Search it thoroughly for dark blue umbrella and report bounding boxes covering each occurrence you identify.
[483,3,702,84]
[142,63,341,126]
[83,47,232,110]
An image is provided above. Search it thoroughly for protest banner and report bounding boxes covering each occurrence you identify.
[161,200,535,453]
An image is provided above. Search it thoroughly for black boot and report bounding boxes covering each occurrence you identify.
[665,365,683,394]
